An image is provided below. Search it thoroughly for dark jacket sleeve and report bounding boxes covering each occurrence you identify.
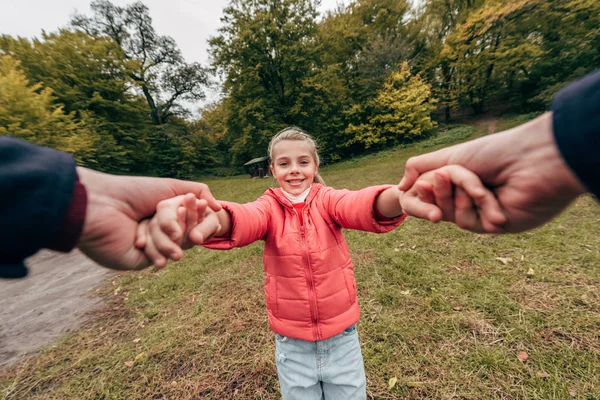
[552,69,600,197]
[0,137,78,278]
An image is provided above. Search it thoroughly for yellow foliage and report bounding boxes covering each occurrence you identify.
[0,55,96,163]
[346,62,437,149]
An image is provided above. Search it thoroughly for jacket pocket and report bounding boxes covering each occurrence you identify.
[343,267,357,305]
[265,274,278,317]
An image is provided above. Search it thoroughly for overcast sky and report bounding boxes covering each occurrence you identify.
[0,0,348,109]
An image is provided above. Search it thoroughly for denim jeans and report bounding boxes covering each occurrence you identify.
[275,324,367,400]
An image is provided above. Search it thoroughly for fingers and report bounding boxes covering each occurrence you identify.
[142,223,168,268]
[471,190,507,227]
[184,194,199,235]
[398,149,452,191]
[432,171,455,221]
[156,194,188,242]
[454,187,481,232]
[415,180,435,204]
[437,166,486,199]
[453,187,506,234]
[177,206,186,229]
[438,166,507,229]
[188,206,222,245]
[135,219,149,249]
[197,184,222,213]
[145,218,184,265]
[401,187,443,223]
[161,179,222,213]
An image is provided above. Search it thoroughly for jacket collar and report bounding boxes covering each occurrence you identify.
[268,184,323,208]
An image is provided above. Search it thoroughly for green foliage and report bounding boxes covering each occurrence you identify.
[71,0,209,125]
[1,0,598,175]
[430,0,600,115]
[0,30,152,172]
[345,62,437,149]
[0,55,96,164]
[208,0,321,164]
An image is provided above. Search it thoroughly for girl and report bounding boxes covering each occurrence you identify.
[138,127,506,399]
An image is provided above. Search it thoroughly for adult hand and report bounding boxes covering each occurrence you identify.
[76,168,221,270]
[398,113,586,233]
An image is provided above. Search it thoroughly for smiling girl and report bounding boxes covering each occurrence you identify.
[137,126,506,399]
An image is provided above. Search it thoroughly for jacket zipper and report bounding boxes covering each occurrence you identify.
[297,209,321,341]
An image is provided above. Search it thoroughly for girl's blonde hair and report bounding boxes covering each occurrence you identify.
[268,126,326,185]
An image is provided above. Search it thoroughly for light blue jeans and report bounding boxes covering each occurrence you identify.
[275,324,367,400]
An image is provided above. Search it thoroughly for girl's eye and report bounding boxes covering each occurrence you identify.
[279,162,288,167]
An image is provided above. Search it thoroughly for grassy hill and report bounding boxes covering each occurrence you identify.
[2,116,599,399]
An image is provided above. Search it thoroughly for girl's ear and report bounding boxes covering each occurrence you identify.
[269,164,275,175]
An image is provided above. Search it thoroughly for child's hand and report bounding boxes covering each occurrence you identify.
[400,165,507,233]
[135,193,221,268]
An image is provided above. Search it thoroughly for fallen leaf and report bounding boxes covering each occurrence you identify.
[388,377,398,390]
[134,352,146,361]
[171,381,177,387]
[400,290,410,295]
[496,257,512,265]
[124,361,134,367]
[411,245,416,250]
[133,338,141,343]
[526,268,535,276]
[568,387,577,397]
[517,351,529,363]
[453,306,462,311]
[394,248,400,252]
[536,371,550,378]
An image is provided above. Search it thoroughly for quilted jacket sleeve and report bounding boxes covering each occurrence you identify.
[321,185,406,233]
[202,195,271,250]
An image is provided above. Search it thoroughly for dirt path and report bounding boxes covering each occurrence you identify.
[474,117,498,135]
[0,250,114,369]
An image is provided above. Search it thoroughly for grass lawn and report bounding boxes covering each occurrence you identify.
[2,116,599,399]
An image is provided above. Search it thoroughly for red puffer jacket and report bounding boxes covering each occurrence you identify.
[204,184,405,341]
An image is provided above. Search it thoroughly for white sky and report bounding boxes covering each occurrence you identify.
[0,0,348,110]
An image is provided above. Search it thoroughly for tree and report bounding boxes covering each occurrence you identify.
[413,0,484,120]
[318,0,413,100]
[433,0,600,114]
[0,30,152,172]
[71,0,209,125]
[345,62,437,149]
[0,55,97,164]
[209,0,321,163]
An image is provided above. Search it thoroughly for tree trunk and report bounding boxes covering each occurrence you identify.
[142,85,162,125]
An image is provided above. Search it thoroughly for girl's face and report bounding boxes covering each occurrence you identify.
[270,139,318,195]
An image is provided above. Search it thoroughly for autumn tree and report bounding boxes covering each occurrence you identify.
[0,30,152,171]
[71,0,209,125]
[0,55,97,164]
[209,0,320,163]
[345,62,437,150]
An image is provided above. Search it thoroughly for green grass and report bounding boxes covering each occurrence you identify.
[494,112,544,132]
[2,117,599,399]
